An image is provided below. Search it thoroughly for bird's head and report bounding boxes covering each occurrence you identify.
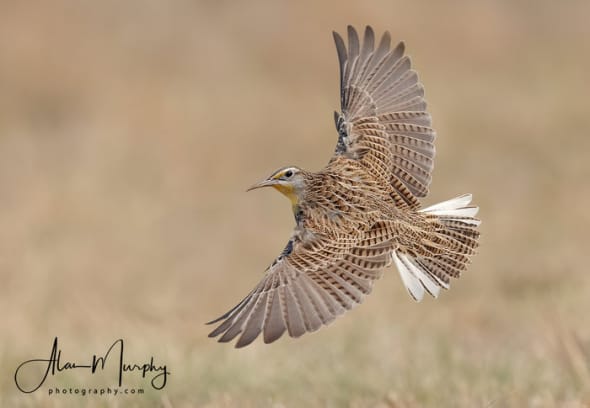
[247,166,307,206]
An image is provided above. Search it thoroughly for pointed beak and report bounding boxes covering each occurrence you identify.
[246,178,278,192]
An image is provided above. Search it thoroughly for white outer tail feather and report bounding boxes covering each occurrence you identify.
[394,194,479,302]
[419,193,480,219]
[392,252,440,301]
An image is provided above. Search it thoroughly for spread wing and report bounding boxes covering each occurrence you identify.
[332,26,436,209]
[207,230,393,348]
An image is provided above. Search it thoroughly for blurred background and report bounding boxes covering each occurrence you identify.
[1,0,589,406]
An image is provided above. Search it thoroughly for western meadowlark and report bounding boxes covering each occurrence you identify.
[208,26,480,348]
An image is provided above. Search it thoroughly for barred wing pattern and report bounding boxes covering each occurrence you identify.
[207,230,393,348]
[332,26,436,209]
[207,26,480,347]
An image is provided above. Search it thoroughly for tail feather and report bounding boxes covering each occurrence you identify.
[392,251,442,302]
[394,194,480,301]
[419,193,475,214]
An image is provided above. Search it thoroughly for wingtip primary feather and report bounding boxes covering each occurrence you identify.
[362,26,375,53]
[347,25,360,57]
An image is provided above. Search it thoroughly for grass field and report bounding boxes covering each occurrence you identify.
[1,1,590,406]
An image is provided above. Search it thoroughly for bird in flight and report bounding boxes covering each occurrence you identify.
[207,26,480,348]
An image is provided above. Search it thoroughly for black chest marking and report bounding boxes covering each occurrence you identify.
[294,205,304,225]
[280,239,294,258]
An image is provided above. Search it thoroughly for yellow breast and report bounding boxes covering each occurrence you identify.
[272,184,299,208]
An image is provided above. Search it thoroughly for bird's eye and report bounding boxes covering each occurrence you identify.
[284,170,293,178]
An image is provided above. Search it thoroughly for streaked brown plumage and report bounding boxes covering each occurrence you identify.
[207,26,480,348]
